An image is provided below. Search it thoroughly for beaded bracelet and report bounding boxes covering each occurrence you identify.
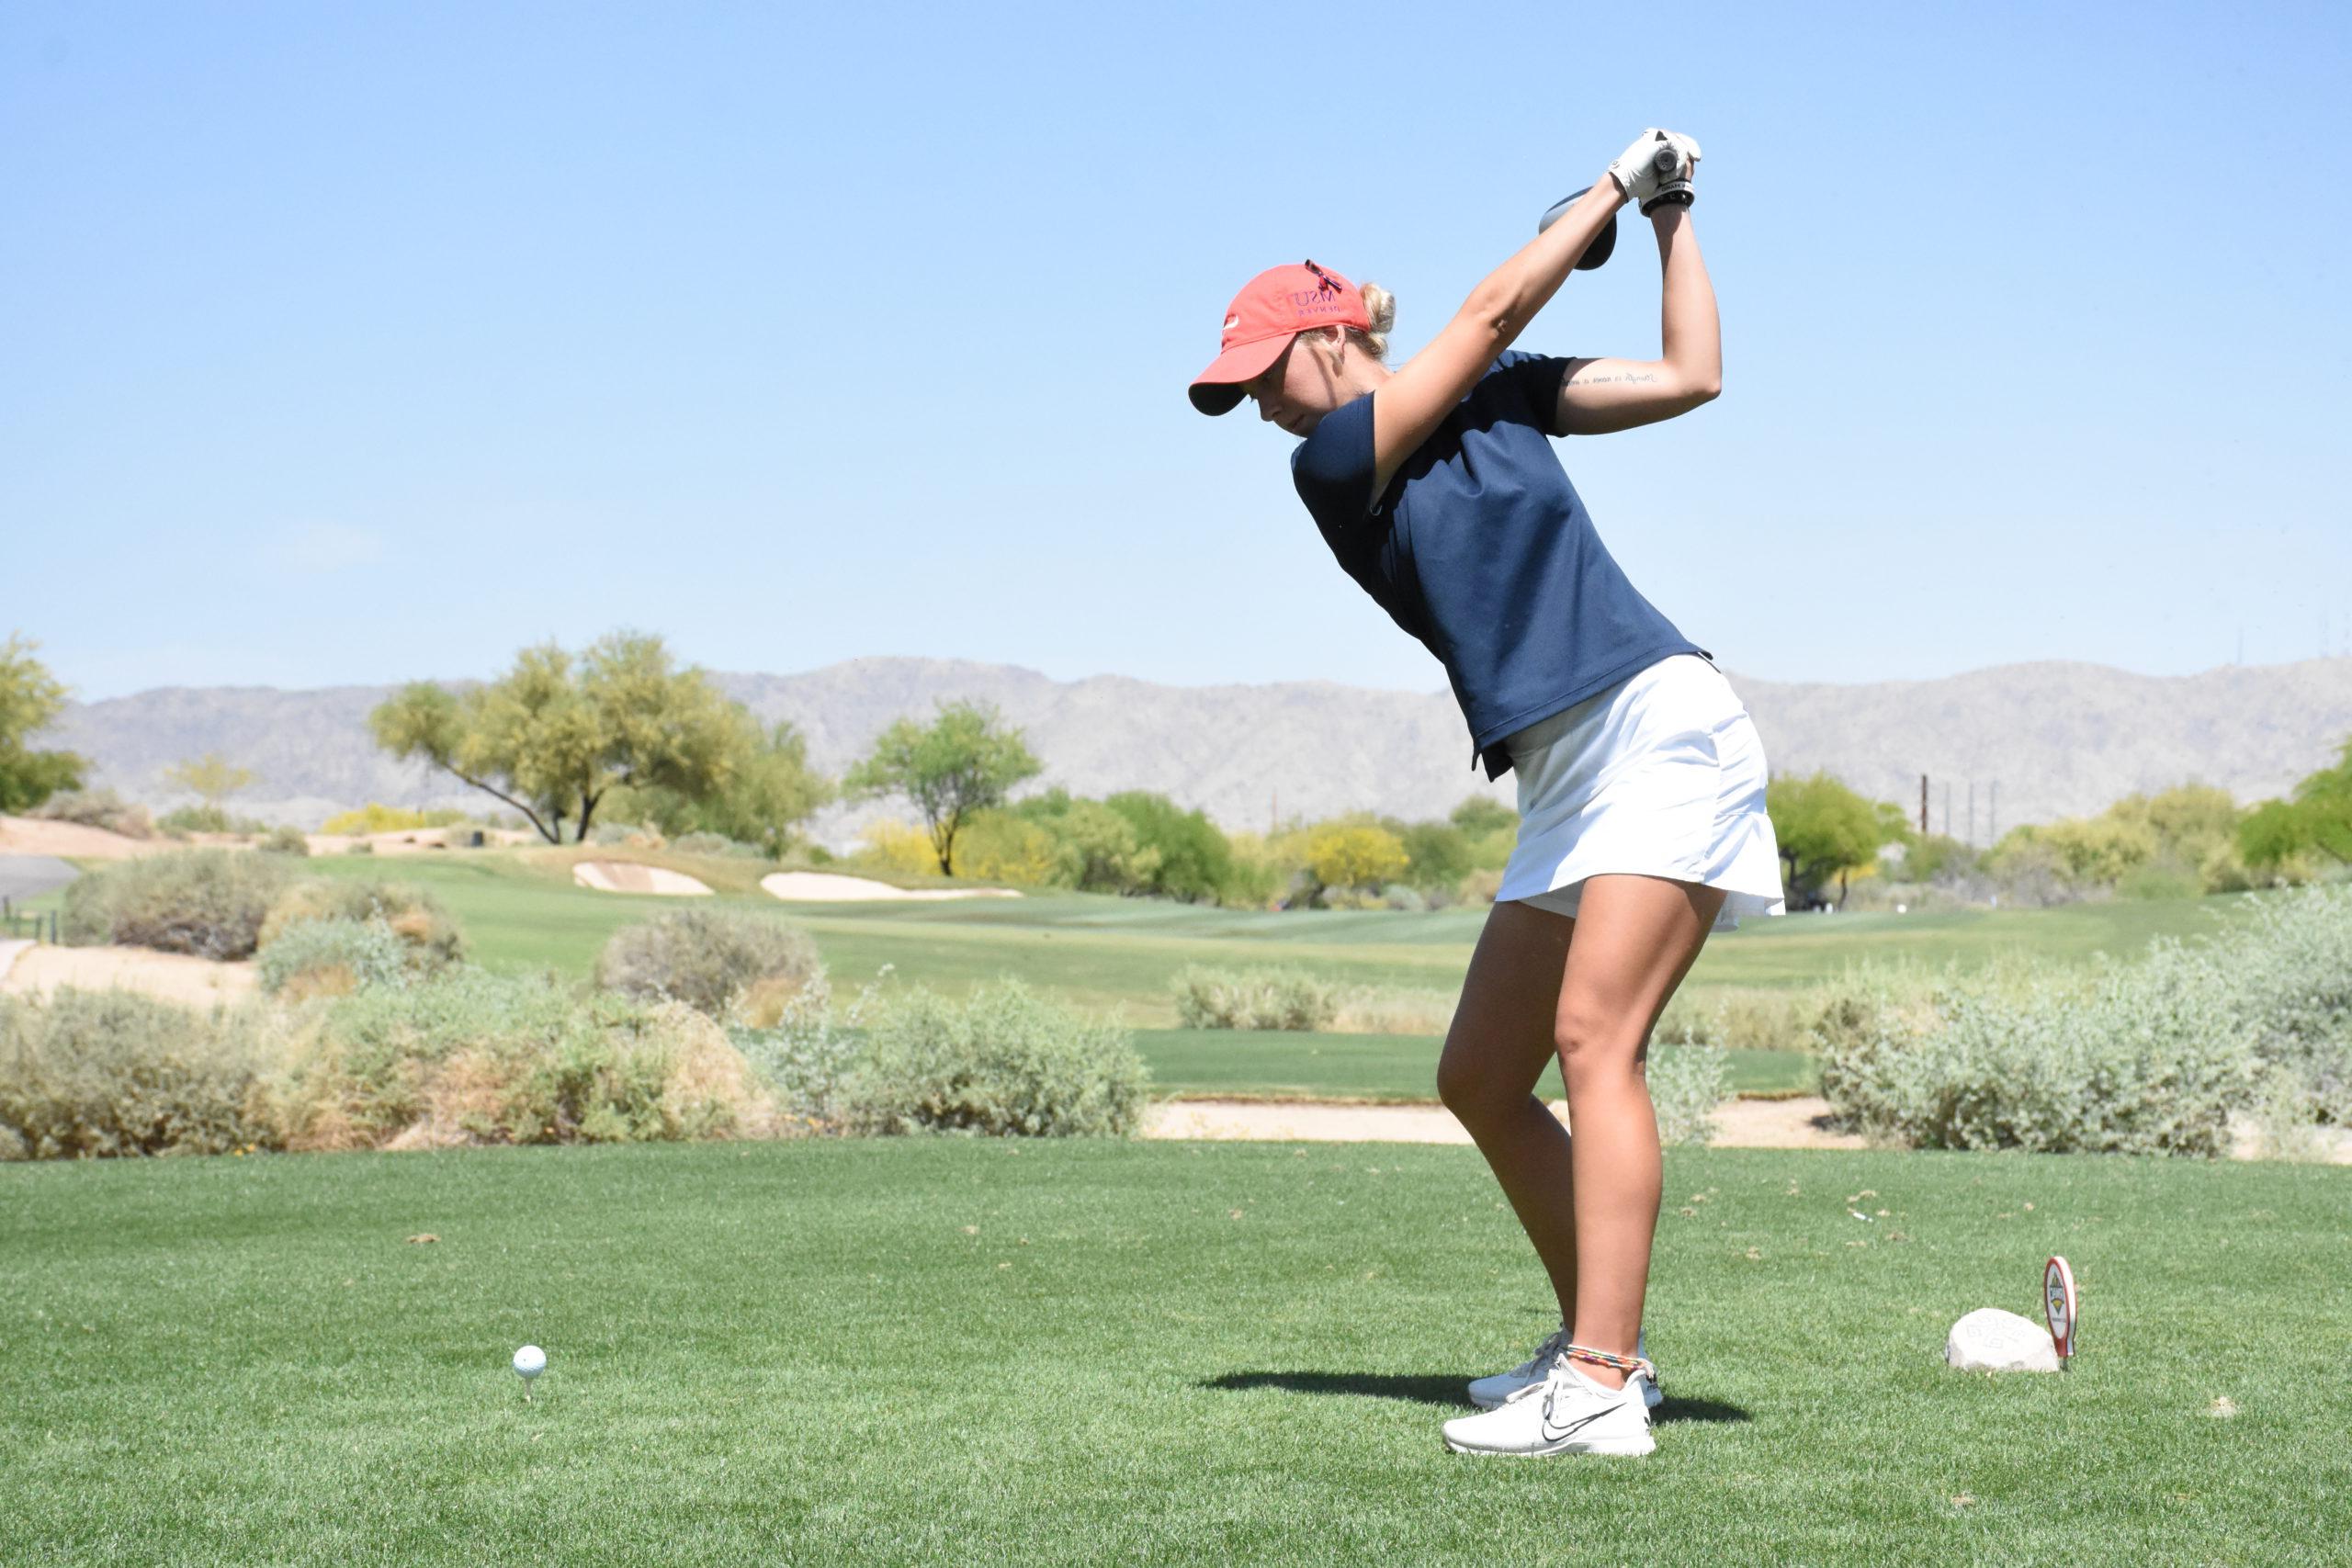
[1561,1343,1656,1380]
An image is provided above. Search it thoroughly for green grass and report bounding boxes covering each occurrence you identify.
[17,850,2272,1104]
[3,1139,2346,1564]
[263,852,2263,1024]
[1133,1030,1815,1101]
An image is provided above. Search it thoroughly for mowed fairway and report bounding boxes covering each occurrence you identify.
[285,851,2260,1024]
[4,1140,2346,1565]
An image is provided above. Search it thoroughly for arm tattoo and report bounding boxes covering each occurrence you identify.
[1566,369,1662,387]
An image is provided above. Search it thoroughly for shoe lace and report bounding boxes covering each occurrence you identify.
[1511,1326,1570,1379]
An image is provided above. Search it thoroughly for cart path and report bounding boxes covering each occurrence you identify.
[1146,1095,1867,1149]
[1144,1095,2352,1162]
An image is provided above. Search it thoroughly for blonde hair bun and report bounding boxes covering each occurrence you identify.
[1355,282,1396,360]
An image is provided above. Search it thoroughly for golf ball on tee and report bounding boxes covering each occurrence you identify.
[513,1345,546,1380]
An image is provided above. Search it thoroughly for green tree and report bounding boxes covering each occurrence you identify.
[368,631,751,844]
[0,633,87,812]
[1010,788,1162,894]
[1894,831,1973,883]
[1385,818,1473,893]
[693,720,832,857]
[1104,791,1234,903]
[611,719,834,858]
[1450,795,1516,837]
[163,752,256,811]
[2242,736,2352,869]
[842,701,1043,875]
[1765,771,1894,909]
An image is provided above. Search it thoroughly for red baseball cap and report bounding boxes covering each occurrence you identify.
[1189,259,1372,416]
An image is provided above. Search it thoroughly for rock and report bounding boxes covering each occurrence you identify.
[1945,1307,2061,1372]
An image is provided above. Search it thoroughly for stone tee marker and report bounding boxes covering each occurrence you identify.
[1945,1307,2062,1373]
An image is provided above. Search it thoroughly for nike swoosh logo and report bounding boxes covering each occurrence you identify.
[1540,1404,1619,1443]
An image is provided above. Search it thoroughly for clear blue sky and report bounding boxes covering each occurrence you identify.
[6,1,2347,703]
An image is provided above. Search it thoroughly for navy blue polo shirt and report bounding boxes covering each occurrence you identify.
[1292,349,1709,781]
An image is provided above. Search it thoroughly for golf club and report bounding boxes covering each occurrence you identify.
[1540,145,1688,265]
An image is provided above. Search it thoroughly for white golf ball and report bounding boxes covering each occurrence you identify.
[513,1345,547,1380]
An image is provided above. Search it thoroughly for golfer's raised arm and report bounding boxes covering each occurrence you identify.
[1366,180,1627,496]
[1555,207,1722,435]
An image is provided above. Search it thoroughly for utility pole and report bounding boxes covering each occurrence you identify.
[1919,773,1929,835]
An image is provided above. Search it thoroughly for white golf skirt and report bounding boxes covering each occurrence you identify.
[1496,654,1787,933]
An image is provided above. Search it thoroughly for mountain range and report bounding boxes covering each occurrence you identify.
[35,655,2352,850]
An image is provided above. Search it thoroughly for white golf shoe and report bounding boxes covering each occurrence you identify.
[1468,1326,1661,1411]
[1442,1359,1656,1457]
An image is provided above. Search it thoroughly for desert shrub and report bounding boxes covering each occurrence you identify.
[61,848,295,960]
[729,964,895,1125]
[0,988,277,1158]
[1379,883,1430,912]
[1647,1041,1730,1145]
[672,830,765,858]
[255,918,413,999]
[1170,964,1340,1031]
[2193,883,2352,1123]
[259,824,311,856]
[320,804,466,836]
[856,818,942,877]
[594,908,820,1020]
[842,979,1148,1137]
[956,810,1069,887]
[28,789,153,839]
[1332,986,1456,1036]
[1654,965,1940,1057]
[260,879,465,974]
[1817,885,2352,1151]
[1816,950,2259,1157]
[1457,868,1504,906]
[1304,818,1408,895]
[156,806,273,835]
[1217,825,1306,909]
[589,821,663,847]
[261,969,777,1150]
[345,840,375,855]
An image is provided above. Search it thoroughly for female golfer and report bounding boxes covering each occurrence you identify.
[1187,130,1784,1458]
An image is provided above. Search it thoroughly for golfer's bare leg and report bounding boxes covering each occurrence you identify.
[1556,874,1725,1388]
[1436,899,1583,1325]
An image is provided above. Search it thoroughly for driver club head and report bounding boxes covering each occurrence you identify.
[1539,186,1619,270]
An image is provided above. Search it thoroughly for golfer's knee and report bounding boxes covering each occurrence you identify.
[1436,1053,1513,1126]
[1554,1002,1645,1078]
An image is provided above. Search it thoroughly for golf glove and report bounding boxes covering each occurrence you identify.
[1606,130,1701,206]
[1643,145,1699,217]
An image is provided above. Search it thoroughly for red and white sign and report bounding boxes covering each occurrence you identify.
[2045,1256,2078,1362]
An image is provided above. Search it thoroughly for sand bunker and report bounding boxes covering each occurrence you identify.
[572,862,714,897]
[0,942,258,1010]
[760,872,1022,903]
